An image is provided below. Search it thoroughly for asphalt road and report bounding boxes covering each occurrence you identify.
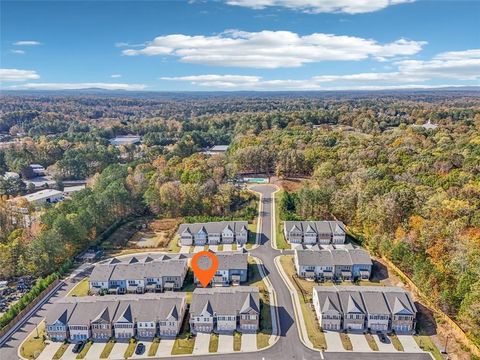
[0,184,432,360]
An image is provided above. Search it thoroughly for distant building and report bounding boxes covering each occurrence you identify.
[22,189,64,205]
[63,185,86,197]
[29,164,46,176]
[203,145,229,155]
[412,120,438,130]
[313,286,417,333]
[3,172,20,180]
[109,135,141,146]
[178,221,249,246]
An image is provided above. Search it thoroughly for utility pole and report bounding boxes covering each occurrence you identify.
[442,335,449,355]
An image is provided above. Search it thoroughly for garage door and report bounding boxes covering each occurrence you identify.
[347,323,363,330]
[371,324,388,331]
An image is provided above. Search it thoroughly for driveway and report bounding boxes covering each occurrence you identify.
[349,333,371,352]
[217,334,233,353]
[60,344,77,360]
[223,244,232,251]
[85,342,105,359]
[131,340,152,358]
[240,333,256,352]
[374,333,397,352]
[37,341,63,360]
[193,245,204,253]
[209,245,218,252]
[108,342,130,360]
[155,339,175,357]
[193,332,210,355]
[179,246,190,254]
[398,335,422,352]
[324,331,345,352]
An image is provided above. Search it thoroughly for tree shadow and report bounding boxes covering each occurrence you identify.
[370,260,389,282]
[415,301,438,336]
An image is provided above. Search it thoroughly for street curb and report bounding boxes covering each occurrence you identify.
[273,255,322,354]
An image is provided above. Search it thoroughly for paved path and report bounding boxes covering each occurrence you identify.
[223,244,232,251]
[131,341,152,358]
[240,333,256,352]
[324,331,345,352]
[60,344,77,360]
[398,335,423,352]
[85,342,105,359]
[37,342,63,360]
[109,342,129,360]
[349,333,371,352]
[193,245,204,253]
[374,333,397,352]
[155,339,175,357]
[179,246,190,254]
[217,334,233,353]
[192,333,210,355]
[209,245,218,252]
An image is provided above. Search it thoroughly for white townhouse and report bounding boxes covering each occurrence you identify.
[178,221,248,246]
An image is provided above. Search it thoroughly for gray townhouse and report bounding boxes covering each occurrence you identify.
[178,221,248,246]
[194,251,248,286]
[45,293,187,342]
[189,286,260,334]
[294,246,372,281]
[89,254,188,294]
[283,221,346,245]
[312,286,417,334]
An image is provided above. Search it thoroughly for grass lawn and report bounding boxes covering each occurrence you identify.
[204,245,209,251]
[279,256,327,350]
[99,340,116,359]
[171,309,195,355]
[247,257,272,349]
[232,244,238,251]
[274,190,290,250]
[76,340,93,359]
[389,333,404,352]
[414,335,443,360]
[340,332,353,351]
[233,332,242,351]
[67,278,90,297]
[52,343,69,360]
[189,246,194,253]
[217,244,224,251]
[148,338,160,357]
[167,235,181,253]
[20,322,47,359]
[248,221,257,245]
[124,339,137,358]
[208,333,219,353]
[365,333,379,351]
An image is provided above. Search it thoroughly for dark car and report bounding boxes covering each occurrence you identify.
[135,343,145,355]
[72,341,85,353]
[377,332,388,343]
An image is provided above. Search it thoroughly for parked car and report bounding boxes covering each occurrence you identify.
[377,332,388,343]
[135,343,145,355]
[72,341,85,353]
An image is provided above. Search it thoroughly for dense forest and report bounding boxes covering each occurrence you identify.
[0,91,479,346]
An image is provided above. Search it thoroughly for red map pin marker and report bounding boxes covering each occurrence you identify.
[191,251,219,288]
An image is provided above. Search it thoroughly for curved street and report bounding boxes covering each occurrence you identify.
[0,184,432,360]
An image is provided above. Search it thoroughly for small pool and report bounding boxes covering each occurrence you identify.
[244,177,269,183]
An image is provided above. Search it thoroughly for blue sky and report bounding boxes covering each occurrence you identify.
[1,0,479,91]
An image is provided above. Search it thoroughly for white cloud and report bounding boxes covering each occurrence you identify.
[11,83,147,91]
[123,30,426,68]
[225,0,415,14]
[160,48,480,90]
[11,49,26,55]
[110,74,122,78]
[0,68,40,82]
[13,40,42,46]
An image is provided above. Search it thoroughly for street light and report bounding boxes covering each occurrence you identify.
[442,335,449,354]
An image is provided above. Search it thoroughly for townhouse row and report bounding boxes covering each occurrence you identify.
[46,293,186,342]
[178,221,248,246]
[313,286,417,333]
[194,251,248,286]
[89,254,188,294]
[294,245,372,281]
[46,287,260,342]
[284,221,346,245]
